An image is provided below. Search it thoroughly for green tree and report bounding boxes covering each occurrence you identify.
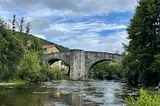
[89,61,109,80]
[9,15,16,35]
[124,0,160,86]
[107,62,123,79]
[0,25,24,81]
[26,22,30,34]
[89,61,122,80]
[40,66,63,81]
[20,17,24,33]
[19,50,41,82]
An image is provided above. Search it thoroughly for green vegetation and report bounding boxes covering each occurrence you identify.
[19,50,41,82]
[6,79,26,84]
[0,20,24,81]
[0,16,69,83]
[40,66,67,81]
[126,89,160,106]
[123,0,160,87]
[15,32,70,52]
[89,61,123,80]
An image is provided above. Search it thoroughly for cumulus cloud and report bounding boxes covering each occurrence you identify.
[29,18,50,33]
[34,34,46,39]
[0,0,137,16]
[43,21,128,53]
[53,31,128,53]
[44,21,127,36]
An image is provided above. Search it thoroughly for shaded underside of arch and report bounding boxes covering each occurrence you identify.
[48,58,70,76]
[88,59,117,72]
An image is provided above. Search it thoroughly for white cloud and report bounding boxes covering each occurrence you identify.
[40,20,128,53]
[52,31,128,53]
[1,0,137,17]
[44,21,127,36]
[29,18,50,33]
[27,8,53,18]
[0,10,14,20]
[34,34,46,39]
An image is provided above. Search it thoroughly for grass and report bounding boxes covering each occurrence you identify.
[1,79,26,85]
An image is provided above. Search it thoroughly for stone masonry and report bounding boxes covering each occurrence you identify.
[44,49,122,80]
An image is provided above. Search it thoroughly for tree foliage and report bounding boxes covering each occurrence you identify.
[26,22,30,34]
[123,0,160,87]
[0,24,24,81]
[19,50,41,82]
[40,66,64,81]
[89,61,123,80]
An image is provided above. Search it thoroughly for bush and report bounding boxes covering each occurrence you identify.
[126,89,160,106]
[18,50,41,82]
[40,66,64,81]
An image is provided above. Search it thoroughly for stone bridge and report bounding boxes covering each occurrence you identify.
[44,49,122,80]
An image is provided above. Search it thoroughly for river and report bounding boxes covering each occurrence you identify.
[0,80,139,106]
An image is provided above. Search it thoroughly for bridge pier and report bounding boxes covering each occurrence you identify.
[70,50,86,80]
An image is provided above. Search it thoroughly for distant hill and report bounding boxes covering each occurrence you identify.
[16,32,70,52]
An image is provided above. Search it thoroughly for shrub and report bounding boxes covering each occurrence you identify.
[40,66,63,81]
[18,50,41,82]
[126,89,160,106]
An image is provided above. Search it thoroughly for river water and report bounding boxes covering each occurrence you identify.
[0,80,139,106]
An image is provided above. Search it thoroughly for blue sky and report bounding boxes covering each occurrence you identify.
[0,0,137,53]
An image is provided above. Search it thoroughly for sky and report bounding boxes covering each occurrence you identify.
[0,0,138,53]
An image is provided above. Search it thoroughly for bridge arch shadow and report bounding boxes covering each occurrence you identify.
[87,59,120,80]
[88,59,116,71]
[48,59,70,76]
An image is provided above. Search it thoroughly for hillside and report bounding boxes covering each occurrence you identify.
[16,32,70,52]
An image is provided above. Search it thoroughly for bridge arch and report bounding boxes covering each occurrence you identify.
[87,59,117,72]
[44,52,71,76]
[86,59,122,79]
[84,52,122,79]
[48,58,69,66]
[48,58,70,76]
[44,52,71,65]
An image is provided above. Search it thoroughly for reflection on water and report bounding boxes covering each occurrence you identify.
[0,80,139,106]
